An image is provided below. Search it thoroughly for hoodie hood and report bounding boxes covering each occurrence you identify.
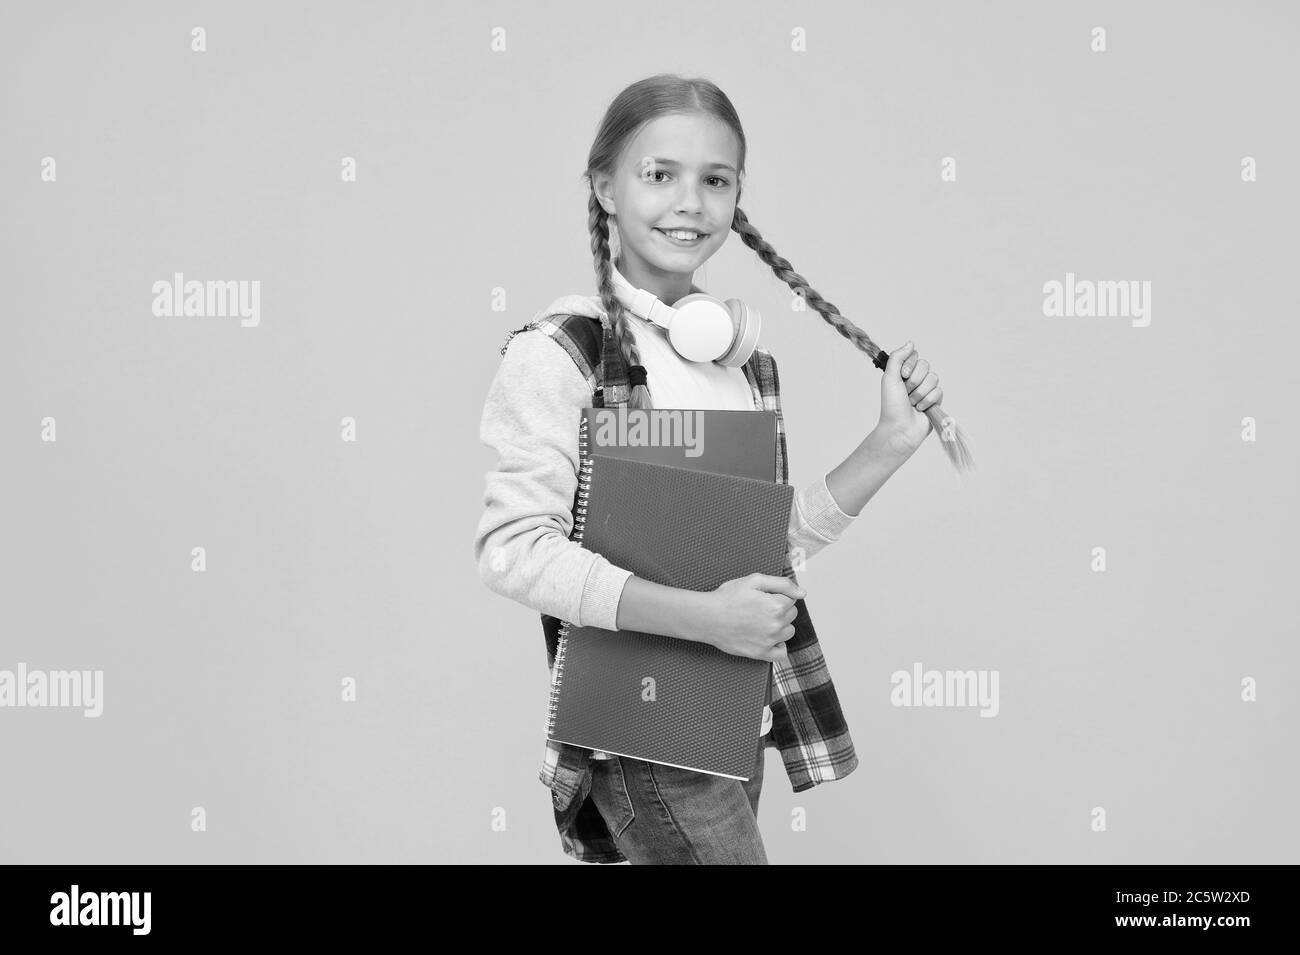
[531,293,608,327]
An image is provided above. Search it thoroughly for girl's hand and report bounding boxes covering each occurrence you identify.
[876,340,943,457]
[700,574,805,665]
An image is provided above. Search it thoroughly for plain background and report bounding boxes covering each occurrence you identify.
[1,1,1296,864]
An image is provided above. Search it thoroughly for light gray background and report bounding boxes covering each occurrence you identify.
[2,1,1295,864]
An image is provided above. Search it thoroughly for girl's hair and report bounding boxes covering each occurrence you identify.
[583,73,973,471]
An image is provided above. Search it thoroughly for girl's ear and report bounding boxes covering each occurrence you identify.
[592,172,617,216]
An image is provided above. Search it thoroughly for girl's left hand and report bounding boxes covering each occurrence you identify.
[876,341,943,457]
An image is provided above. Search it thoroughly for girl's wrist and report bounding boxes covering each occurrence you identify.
[825,428,912,518]
[617,575,717,645]
[866,425,918,466]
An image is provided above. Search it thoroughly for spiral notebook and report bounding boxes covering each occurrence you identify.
[579,406,777,481]
[546,408,793,780]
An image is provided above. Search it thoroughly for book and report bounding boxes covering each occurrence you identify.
[580,406,779,722]
[545,407,793,780]
[580,406,777,481]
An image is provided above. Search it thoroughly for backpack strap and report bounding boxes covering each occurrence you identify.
[499,311,634,410]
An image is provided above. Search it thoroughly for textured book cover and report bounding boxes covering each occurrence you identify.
[546,412,792,780]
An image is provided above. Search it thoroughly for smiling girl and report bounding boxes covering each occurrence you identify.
[475,74,961,864]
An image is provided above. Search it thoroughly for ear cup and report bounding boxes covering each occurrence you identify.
[665,294,738,363]
[716,298,761,368]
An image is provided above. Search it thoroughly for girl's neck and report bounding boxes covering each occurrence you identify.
[614,255,703,306]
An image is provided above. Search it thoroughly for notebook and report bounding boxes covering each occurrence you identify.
[580,406,777,481]
[545,408,793,780]
[581,406,779,732]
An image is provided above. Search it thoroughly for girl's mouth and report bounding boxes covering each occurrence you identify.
[655,228,708,247]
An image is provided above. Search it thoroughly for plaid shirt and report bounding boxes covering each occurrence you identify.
[502,297,859,864]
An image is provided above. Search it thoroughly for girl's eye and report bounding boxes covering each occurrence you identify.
[646,170,730,188]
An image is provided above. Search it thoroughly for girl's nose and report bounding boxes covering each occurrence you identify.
[675,190,703,213]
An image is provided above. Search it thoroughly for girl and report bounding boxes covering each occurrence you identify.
[474,74,947,865]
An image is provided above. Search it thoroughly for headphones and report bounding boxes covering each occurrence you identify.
[609,260,761,368]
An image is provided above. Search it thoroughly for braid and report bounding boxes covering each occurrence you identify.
[588,190,652,410]
[731,205,974,471]
[730,206,885,364]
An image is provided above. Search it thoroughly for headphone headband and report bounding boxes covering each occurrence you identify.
[609,263,677,332]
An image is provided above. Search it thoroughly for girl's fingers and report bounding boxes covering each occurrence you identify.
[888,342,916,378]
[903,358,930,392]
[917,386,943,413]
[898,347,917,377]
[889,343,942,415]
[911,374,941,410]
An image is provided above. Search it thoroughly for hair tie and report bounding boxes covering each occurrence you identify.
[628,365,648,387]
[872,350,889,371]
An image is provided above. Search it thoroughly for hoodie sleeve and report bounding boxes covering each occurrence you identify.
[473,328,633,631]
[787,471,857,570]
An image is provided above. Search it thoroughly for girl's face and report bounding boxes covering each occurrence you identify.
[594,112,741,305]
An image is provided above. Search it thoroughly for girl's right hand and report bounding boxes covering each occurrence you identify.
[876,340,942,457]
[700,574,805,664]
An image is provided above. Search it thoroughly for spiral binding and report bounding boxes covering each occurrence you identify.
[545,414,594,737]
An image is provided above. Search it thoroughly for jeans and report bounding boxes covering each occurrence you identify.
[587,738,768,864]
